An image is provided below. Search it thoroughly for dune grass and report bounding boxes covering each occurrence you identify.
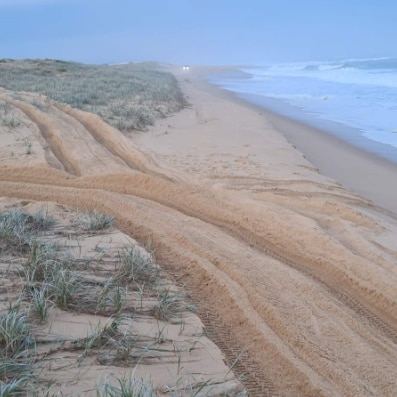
[0,59,186,132]
[75,209,114,232]
[0,207,215,395]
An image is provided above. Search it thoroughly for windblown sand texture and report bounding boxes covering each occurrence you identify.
[1,67,397,396]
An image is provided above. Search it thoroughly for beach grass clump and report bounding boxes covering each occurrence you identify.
[29,286,52,322]
[0,211,29,249]
[0,309,31,359]
[25,240,80,310]
[25,239,60,282]
[26,269,81,314]
[45,266,80,310]
[0,306,33,387]
[0,59,186,132]
[0,101,21,129]
[152,289,187,321]
[75,318,121,354]
[0,210,56,253]
[97,375,157,397]
[95,278,124,315]
[29,211,55,231]
[0,377,30,397]
[116,246,158,286]
[76,210,114,232]
[94,276,118,314]
[76,318,147,367]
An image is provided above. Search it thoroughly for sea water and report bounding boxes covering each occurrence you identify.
[207,58,397,163]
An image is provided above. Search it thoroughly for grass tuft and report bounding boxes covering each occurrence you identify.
[0,377,30,396]
[97,375,157,397]
[30,286,52,322]
[0,210,56,253]
[46,266,79,309]
[25,239,59,282]
[116,246,158,286]
[76,210,114,232]
[0,309,31,358]
[152,289,187,322]
[30,211,55,231]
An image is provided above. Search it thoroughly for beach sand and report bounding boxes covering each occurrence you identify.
[1,67,397,396]
[243,98,397,217]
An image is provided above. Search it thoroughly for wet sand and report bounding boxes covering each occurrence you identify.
[236,93,397,217]
[201,68,397,216]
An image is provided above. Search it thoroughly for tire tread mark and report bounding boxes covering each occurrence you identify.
[10,101,80,176]
[261,246,397,345]
[188,293,280,397]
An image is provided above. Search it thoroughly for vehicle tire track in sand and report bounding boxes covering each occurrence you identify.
[190,297,279,397]
[49,105,132,174]
[8,100,81,176]
[56,104,181,182]
[4,177,397,396]
[0,180,337,397]
[1,100,397,395]
[67,176,397,334]
[1,167,397,343]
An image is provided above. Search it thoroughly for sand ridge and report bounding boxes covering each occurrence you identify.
[1,76,397,396]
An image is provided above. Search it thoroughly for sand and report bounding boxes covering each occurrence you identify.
[243,100,397,217]
[1,67,397,396]
[0,198,242,396]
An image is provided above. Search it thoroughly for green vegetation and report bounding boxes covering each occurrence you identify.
[0,208,208,395]
[98,376,156,397]
[76,209,114,231]
[153,288,189,321]
[0,101,21,129]
[0,209,55,252]
[0,59,186,131]
[116,245,159,285]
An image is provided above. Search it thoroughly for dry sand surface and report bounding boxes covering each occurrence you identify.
[0,198,242,396]
[1,67,397,396]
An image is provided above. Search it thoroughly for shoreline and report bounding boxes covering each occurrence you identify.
[206,68,397,166]
[197,68,397,216]
[237,91,397,166]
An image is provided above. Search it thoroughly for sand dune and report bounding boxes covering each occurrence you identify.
[1,72,397,396]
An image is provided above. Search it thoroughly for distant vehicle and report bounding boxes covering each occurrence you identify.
[182,65,190,71]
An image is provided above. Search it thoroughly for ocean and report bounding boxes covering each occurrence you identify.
[207,58,397,164]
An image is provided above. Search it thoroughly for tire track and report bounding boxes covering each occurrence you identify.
[8,100,81,176]
[74,175,397,337]
[0,180,339,396]
[57,104,180,182]
[1,167,397,345]
[1,97,397,395]
[188,294,279,397]
[259,245,397,345]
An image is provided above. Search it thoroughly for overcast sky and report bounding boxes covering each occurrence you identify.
[1,0,396,65]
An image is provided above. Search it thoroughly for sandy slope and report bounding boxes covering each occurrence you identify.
[0,197,242,396]
[1,74,397,396]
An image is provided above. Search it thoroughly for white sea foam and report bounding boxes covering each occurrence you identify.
[243,58,397,88]
[208,58,397,156]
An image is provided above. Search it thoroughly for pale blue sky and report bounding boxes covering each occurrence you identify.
[1,0,396,64]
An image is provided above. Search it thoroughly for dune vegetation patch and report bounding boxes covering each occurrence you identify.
[0,59,186,132]
[0,201,244,396]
